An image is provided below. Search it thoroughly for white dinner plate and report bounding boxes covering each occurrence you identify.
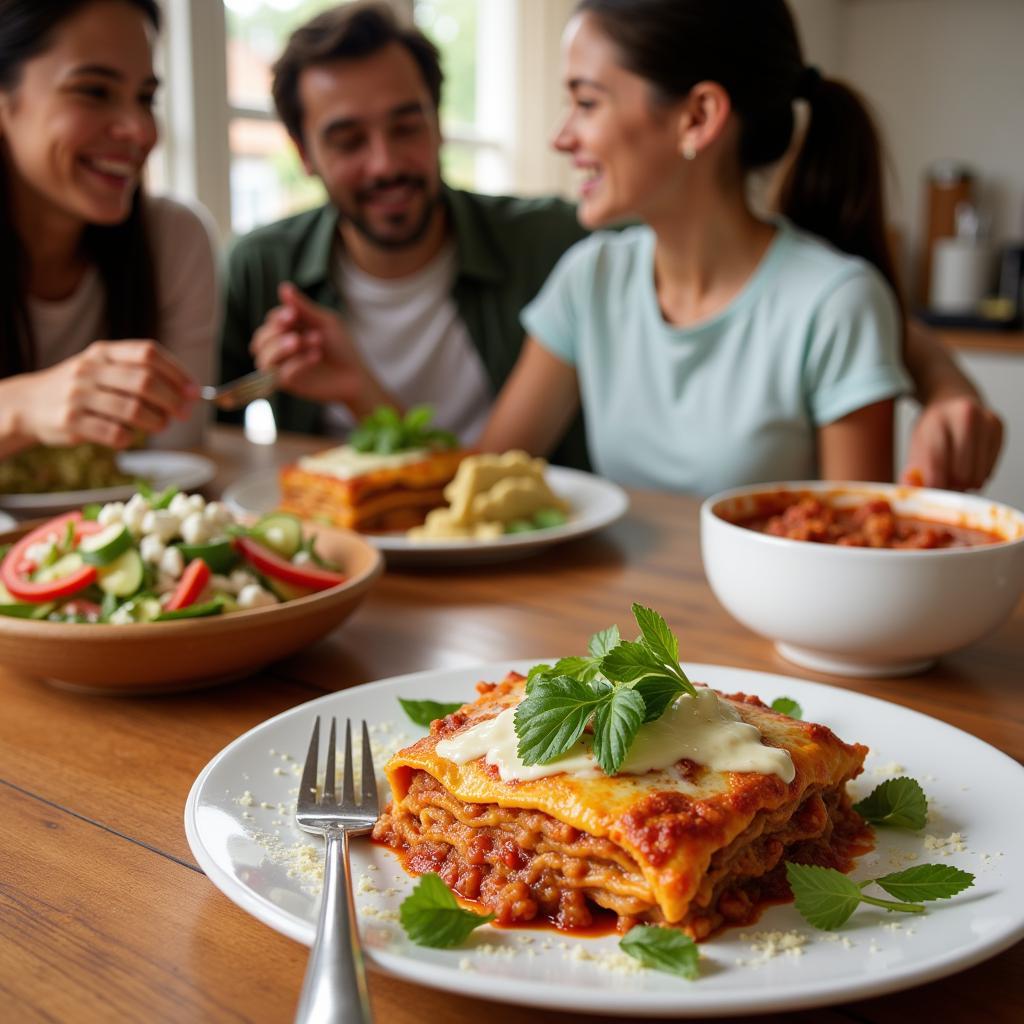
[184,662,1024,1018]
[0,450,216,516]
[222,465,629,565]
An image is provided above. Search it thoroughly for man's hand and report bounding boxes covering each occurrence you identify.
[8,340,197,450]
[249,282,394,415]
[902,396,1004,491]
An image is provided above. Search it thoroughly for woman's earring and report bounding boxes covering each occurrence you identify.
[682,140,697,161]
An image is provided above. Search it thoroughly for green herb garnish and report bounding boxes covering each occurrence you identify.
[81,503,101,522]
[786,862,974,930]
[770,697,803,719]
[399,698,465,728]
[516,604,697,775]
[853,777,928,830]
[619,926,699,980]
[349,405,457,455]
[399,872,494,948]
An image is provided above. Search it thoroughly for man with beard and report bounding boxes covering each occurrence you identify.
[218,1,591,466]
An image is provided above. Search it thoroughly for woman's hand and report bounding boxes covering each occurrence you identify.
[901,396,1004,491]
[249,282,395,417]
[3,340,198,451]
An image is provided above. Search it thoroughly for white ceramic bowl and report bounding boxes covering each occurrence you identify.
[700,481,1024,677]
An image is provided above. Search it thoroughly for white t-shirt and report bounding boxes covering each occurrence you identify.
[325,242,492,444]
[26,195,219,449]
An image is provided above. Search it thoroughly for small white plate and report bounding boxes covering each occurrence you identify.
[184,662,1024,1018]
[222,465,629,565]
[0,450,216,516]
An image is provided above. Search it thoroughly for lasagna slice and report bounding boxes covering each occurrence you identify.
[279,445,466,532]
[373,673,870,939]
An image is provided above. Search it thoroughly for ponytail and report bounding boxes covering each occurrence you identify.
[779,74,904,316]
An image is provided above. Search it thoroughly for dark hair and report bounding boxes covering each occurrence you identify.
[0,0,161,379]
[575,0,902,307]
[272,1,443,146]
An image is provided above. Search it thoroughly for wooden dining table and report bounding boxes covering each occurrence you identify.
[1,425,1021,1024]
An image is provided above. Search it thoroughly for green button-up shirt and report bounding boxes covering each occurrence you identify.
[218,187,591,469]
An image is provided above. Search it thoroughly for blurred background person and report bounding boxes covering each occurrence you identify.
[0,0,216,460]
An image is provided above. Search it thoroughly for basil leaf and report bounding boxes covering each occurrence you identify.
[631,675,684,722]
[785,863,863,931]
[770,697,803,720]
[399,873,495,948]
[592,685,646,775]
[514,675,611,766]
[853,777,928,830]
[403,405,433,432]
[632,603,679,666]
[619,925,699,980]
[398,698,464,728]
[588,624,621,658]
[872,864,975,903]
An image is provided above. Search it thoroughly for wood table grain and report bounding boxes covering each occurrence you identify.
[1,426,1021,1024]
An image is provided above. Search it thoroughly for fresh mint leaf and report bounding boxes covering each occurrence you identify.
[399,873,494,948]
[631,675,685,722]
[525,662,553,694]
[600,639,663,683]
[770,697,803,720]
[632,603,679,666]
[588,624,621,658]
[592,686,646,775]
[514,675,611,766]
[552,655,603,684]
[872,864,975,903]
[399,698,464,728]
[619,926,699,980]
[785,863,864,930]
[853,777,928,830]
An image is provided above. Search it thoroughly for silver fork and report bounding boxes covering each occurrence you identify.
[199,370,276,411]
[294,717,378,1024]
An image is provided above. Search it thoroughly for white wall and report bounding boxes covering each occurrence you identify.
[793,0,1024,281]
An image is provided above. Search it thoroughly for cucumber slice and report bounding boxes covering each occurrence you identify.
[176,539,238,574]
[0,601,55,619]
[97,549,144,598]
[251,513,303,559]
[156,596,226,621]
[79,524,133,566]
[33,552,86,583]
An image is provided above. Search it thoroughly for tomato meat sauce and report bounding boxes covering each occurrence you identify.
[727,494,1003,549]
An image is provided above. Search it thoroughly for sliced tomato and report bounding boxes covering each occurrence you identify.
[164,558,211,612]
[234,535,346,592]
[0,512,99,602]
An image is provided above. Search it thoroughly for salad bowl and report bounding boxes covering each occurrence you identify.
[0,518,383,694]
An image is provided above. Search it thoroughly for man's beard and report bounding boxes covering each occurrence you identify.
[337,174,441,251]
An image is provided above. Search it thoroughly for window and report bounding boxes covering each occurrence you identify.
[221,0,515,235]
[152,0,572,239]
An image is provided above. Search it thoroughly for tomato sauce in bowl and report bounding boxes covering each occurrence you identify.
[730,494,1004,549]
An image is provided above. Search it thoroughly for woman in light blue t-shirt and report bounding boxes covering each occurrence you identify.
[478,0,966,493]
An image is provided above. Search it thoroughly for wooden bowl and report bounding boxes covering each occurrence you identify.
[0,523,384,694]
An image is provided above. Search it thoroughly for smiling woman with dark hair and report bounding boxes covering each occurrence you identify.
[0,0,216,459]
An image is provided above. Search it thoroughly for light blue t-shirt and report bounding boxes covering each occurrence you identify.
[521,221,911,493]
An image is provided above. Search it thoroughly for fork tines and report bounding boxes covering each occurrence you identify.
[298,715,378,819]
